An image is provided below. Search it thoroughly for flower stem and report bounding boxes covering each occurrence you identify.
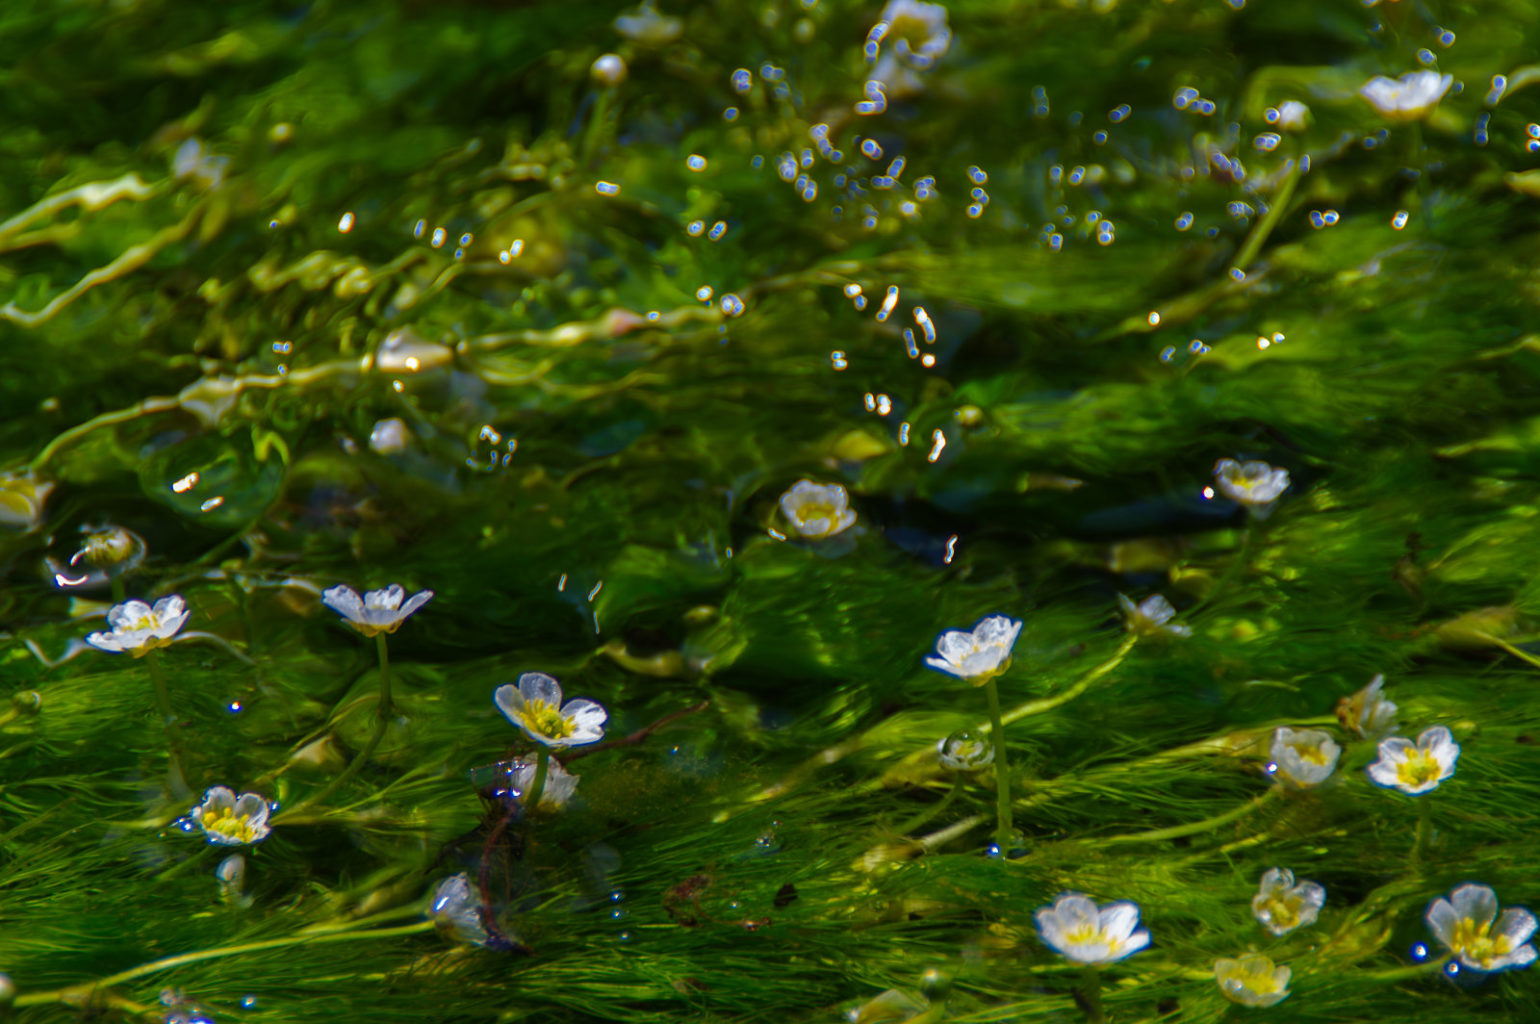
[895,777,964,836]
[284,634,393,818]
[1412,796,1432,869]
[109,574,126,605]
[1231,152,1302,273]
[1077,966,1106,1024]
[984,677,1014,855]
[524,748,550,813]
[145,648,189,798]
[1184,519,1255,619]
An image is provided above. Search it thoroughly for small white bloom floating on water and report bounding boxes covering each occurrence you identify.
[321,583,433,637]
[1034,893,1151,965]
[86,595,189,656]
[1251,867,1325,936]
[1117,594,1191,638]
[1336,673,1398,738]
[924,614,1021,685]
[428,873,488,946]
[495,672,607,749]
[778,479,858,540]
[193,786,271,845]
[1215,953,1291,1007]
[1360,71,1453,122]
[936,729,994,771]
[1427,883,1537,973]
[1269,727,1341,788]
[1366,725,1459,795]
[1213,458,1290,518]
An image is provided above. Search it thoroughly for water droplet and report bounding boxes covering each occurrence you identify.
[1416,48,1436,66]
[861,138,883,159]
[1174,212,1194,231]
[1392,210,1409,230]
[1254,132,1280,151]
[695,285,713,301]
[595,181,620,196]
[731,68,752,93]
[687,154,707,171]
[723,107,739,121]
[337,211,355,233]
[430,227,446,248]
[687,220,704,237]
[720,294,744,318]
[1172,86,1199,110]
[830,350,848,370]
[1108,103,1131,123]
[708,221,728,241]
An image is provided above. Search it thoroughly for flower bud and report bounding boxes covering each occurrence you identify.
[937,729,993,771]
[591,53,627,87]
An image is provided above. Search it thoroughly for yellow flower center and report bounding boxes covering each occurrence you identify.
[1258,894,1299,929]
[1449,917,1515,970]
[1395,749,1441,788]
[1062,924,1105,947]
[520,700,574,740]
[1238,964,1281,993]
[1292,741,1330,766]
[199,808,263,844]
[791,501,838,535]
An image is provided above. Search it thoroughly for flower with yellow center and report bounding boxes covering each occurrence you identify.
[1366,725,1458,795]
[429,873,490,946]
[1336,673,1398,739]
[1427,884,1537,973]
[1251,867,1325,936]
[0,470,53,531]
[778,479,858,540]
[1033,893,1150,965]
[85,595,190,657]
[193,786,271,846]
[321,583,433,637]
[1268,727,1340,788]
[924,614,1022,685]
[1215,954,1291,1006]
[494,672,607,749]
[1117,594,1191,638]
[1213,458,1290,518]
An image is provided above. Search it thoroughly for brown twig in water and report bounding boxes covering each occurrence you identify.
[565,699,710,762]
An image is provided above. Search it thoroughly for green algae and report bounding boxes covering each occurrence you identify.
[4,1,1540,1022]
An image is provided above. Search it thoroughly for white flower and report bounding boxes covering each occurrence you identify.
[778,479,858,539]
[1118,594,1191,638]
[1360,71,1453,121]
[936,729,994,771]
[1427,884,1538,973]
[1213,459,1290,517]
[1273,100,1309,132]
[613,1,681,45]
[321,583,433,637]
[506,757,580,811]
[428,874,488,946]
[924,614,1022,685]
[86,595,190,657]
[1215,954,1291,1007]
[1034,893,1150,965]
[193,786,271,845]
[1269,727,1341,788]
[1251,868,1326,936]
[591,53,627,87]
[1366,725,1459,795]
[494,672,607,749]
[1336,674,1398,738]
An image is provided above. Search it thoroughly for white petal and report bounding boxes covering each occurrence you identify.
[1258,867,1291,894]
[1117,928,1151,957]
[934,631,974,664]
[365,584,405,611]
[1365,758,1401,789]
[1496,907,1539,949]
[1451,884,1499,929]
[321,585,364,620]
[202,786,237,816]
[1116,594,1137,618]
[561,698,609,743]
[923,655,963,677]
[235,792,268,825]
[1098,902,1141,943]
[1297,881,1326,911]
[399,589,434,618]
[1427,897,1459,946]
[493,683,524,722]
[85,631,130,653]
[519,672,563,707]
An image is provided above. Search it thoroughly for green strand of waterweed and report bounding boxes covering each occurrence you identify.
[1077,966,1105,1024]
[281,633,393,819]
[109,573,125,605]
[984,677,1013,855]
[11,917,434,1009]
[894,776,964,837]
[1231,150,1303,273]
[144,647,190,799]
[524,748,550,812]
